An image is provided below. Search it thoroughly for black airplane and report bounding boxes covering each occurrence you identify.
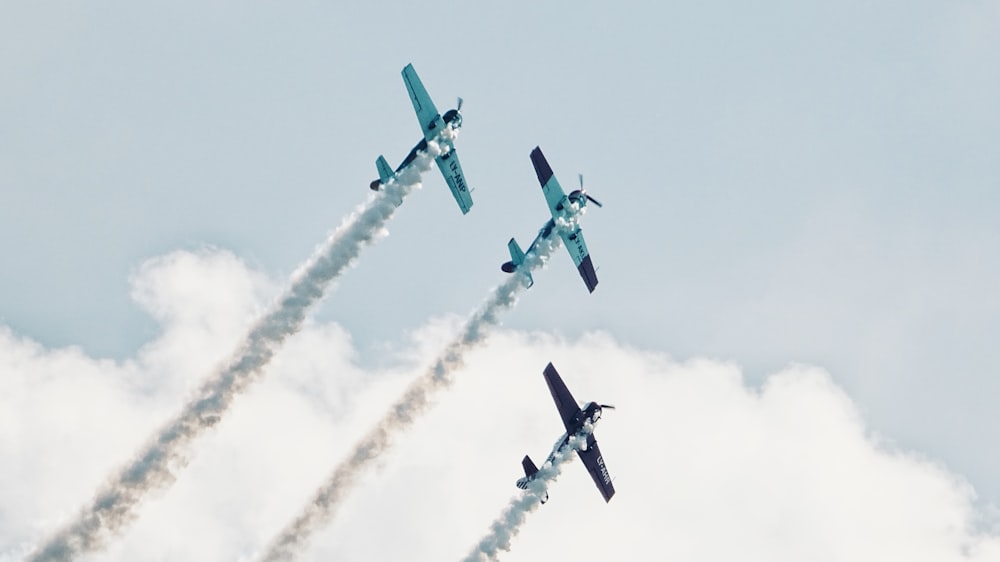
[515,362,616,503]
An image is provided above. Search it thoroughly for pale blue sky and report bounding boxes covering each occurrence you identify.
[2,0,998,517]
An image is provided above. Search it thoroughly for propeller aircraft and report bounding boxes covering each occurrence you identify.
[369,63,473,214]
[501,146,602,292]
[516,362,616,503]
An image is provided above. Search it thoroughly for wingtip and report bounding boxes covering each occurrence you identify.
[530,147,554,186]
[578,255,599,293]
[543,362,559,378]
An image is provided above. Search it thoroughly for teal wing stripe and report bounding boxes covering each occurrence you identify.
[435,151,473,214]
[560,228,590,268]
[560,228,598,292]
[402,63,441,140]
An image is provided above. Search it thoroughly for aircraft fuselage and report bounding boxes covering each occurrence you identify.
[522,191,588,252]
[394,133,455,177]
[370,111,462,190]
[515,401,604,490]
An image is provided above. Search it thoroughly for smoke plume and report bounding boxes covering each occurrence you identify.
[258,234,562,562]
[27,136,449,562]
[462,423,595,562]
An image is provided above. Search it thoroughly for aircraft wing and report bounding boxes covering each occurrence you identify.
[402,63,444,141]
[530,147,567,217]
[435,149,473,214]
[543,363,581,432]
[577,433,615,502]
[559,228,598,293]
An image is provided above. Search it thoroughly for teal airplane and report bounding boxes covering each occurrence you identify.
[501,147,603,292]
[369,63,473,214]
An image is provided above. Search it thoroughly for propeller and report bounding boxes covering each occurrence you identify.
[599,403,616,410]
[576,174,604,208]
[456,96,464,111]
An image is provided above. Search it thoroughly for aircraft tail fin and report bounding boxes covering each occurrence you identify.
[376,155,394,183]
[507,238,526,268]
[521,455,539,479]
[370,155,394,190]
[500,238,534,287]
[519,454,548,503]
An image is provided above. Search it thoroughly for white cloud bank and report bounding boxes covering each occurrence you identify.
[257,233,560,562]
[20,135,445,561]
[1,248,998,562]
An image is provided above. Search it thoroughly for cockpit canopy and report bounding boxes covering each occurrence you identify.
[443,109,463,128]
[581,401,602,424]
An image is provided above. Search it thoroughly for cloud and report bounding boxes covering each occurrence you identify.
[300,330,1000,562]
[460,423,594,562]
[2,249,998,562]
[22,134,447,561]
[0,248,382,561]
[257,234,560,562]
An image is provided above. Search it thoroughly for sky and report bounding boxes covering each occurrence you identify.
[2,1,1000,560]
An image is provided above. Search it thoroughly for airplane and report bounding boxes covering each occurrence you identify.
[501,146,602,292]
[369,63,474,214]
[515,362,616,503]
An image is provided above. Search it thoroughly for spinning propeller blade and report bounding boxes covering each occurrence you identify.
[577,173,603,207]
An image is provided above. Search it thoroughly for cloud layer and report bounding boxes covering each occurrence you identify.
[21,136,444,561]
[2,249,998,562]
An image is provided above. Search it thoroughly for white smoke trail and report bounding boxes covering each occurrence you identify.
[257,234,562,562]
[461,423,595,562]
[26,135,452,562]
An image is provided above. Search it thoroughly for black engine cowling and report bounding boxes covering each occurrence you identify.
[443,109,462,128]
